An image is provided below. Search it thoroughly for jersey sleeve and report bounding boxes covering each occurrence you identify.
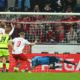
[12,38,16,43]
[25,40,31,45]
[0,28,5,35]
[9,24,15,36]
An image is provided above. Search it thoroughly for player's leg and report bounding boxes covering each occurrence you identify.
[0,49,9,72]
[0,49,3,70]
[0,57,2,70]
[63,60,76,65]
[12,53,29,72]
[55,57,76,65]
[18,53,31,72]
[30,56,40,70]
[31,58,36,70]
[14,62,21,72]
[0,57,2,68]
[2,49,9,72]
[49,56,62,69]
[2,56,6,72]
[12,54,20,72]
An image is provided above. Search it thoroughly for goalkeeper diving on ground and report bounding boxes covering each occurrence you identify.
[29,56,77,70]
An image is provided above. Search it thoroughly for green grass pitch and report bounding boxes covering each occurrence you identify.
[0,72,80,80]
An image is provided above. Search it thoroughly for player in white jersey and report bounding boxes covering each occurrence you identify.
[0,28,5,34]
[0,21,15,35]
[0,21,5,34]
[10,32,37,72]
[12,36,31,54]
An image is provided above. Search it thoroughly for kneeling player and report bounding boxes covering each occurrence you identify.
[31,56,76,70]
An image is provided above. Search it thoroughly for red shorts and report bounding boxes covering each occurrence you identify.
[12,53,27,61]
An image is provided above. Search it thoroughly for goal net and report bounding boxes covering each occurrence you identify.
[0,12,80,72]
[0,12,80,45]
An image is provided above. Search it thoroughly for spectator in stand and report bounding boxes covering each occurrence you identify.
[58,24,64,42]
[55,0,64,12]
[55,24,64,42]
[8,0,16,11]
[65,6,73,12]
[51,0,65,12]
[64,0,77,12]
[33,4,40,12]
[15,0,25,11]
[12,24,24,38]
[0,0,8,11]
[66,26,77,43]
[43,3,52,12]
[24,0,31,12]
[30,0,41,11]
[77,23,80,43]
[46,26,55,42]
[39,24,46,42]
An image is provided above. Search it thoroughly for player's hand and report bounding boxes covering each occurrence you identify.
[34,40,37,44]
[28,59,32,62]
[31,40,37,46]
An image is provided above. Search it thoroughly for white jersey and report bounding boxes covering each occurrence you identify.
[0,28,5,34]
[12,37,31,54]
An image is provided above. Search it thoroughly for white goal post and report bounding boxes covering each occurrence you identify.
[0,12,80,15]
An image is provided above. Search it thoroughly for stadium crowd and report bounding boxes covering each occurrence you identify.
[0,0,80,12]
[0,14,80,44]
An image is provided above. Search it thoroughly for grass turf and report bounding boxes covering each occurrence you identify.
[0,72,80,80]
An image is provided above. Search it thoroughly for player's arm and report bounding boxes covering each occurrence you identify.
[8,39,14,51]
[30,40,37,46]
[8,23,15,36]
[26,40,37,46]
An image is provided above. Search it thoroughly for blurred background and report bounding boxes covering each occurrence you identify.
[0,14,80,54]
[0,0,80,12]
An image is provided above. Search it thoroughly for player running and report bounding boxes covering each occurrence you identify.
[10,32,37,72]
[30,56,76,70]
[0,22,15,72]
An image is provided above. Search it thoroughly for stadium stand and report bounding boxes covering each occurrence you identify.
[0,14,80,44]
[0,0,80,12]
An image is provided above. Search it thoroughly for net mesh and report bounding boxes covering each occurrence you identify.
[0,13,80,44]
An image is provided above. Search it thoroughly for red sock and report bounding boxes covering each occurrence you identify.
[3,63,6,70]
[26,62,30,70]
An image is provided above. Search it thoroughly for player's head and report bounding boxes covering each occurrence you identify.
[5,23,12,34]
[0,21,5,28]
[19,32,25,38]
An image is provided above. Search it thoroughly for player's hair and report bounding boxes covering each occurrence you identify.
[0,21,5,28]
[19,32,25,36]
[6,23,11,27]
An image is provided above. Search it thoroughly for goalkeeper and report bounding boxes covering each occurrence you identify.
[31,56,76,70]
